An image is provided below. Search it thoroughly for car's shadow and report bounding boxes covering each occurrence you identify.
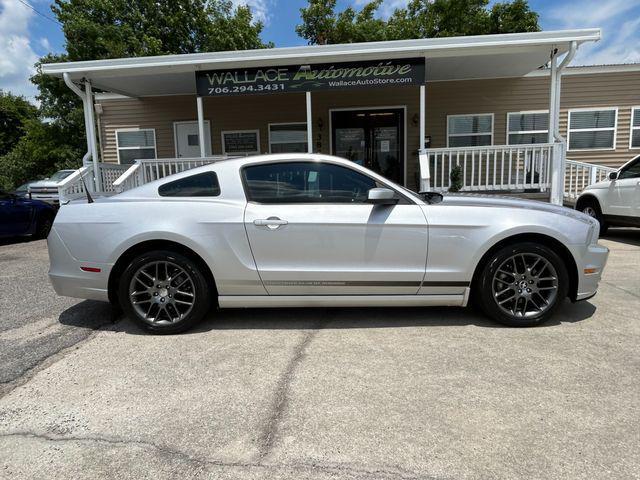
[0,236,35,247]
[603,228,640,247]
[59,298,597,336]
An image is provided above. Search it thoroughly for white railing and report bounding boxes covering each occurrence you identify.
[57,165,94,203]
[97,163,130,193]
[564,159,616,200]
[426,143,554,192]
[113,156,237,193]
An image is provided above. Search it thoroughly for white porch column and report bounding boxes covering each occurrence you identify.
[196,96,206,158]
[419,84,430,192]
[547,51,561,204]
[548,51,558,144]
[306,91,313,153]
[419,84,426,150]
[84,80,101,191]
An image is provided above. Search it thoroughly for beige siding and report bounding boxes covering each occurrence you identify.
[99,86,423,188]
[97,70,640,188]
[425,72,640,167]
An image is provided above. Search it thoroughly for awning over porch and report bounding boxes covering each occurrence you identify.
[41,29,600,97]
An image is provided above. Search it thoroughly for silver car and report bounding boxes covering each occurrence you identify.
[48,154,609,334]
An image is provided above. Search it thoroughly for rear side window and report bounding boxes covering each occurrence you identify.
[158,172,220,197]
[242,162,379,204]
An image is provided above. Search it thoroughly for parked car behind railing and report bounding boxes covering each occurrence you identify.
[28,170,76,206]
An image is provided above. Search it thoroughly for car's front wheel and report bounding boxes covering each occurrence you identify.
[118,250,211,334]
[476,242,569,327]
[577,198,608,235]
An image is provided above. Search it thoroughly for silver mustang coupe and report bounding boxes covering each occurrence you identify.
[48,154,608,334]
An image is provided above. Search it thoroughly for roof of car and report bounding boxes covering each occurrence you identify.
[113,153,398,201]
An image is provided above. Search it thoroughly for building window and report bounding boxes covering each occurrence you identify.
[221,130,260,155]
[447,114,493,147]
[507,111,549,145]
[116,129,156,164]
[269,123,308,153]
[567,108,617,151]
[630,108,640,149]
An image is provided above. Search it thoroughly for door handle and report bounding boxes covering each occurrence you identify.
[254,217,288,229]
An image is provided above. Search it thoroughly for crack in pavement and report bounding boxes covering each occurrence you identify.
[1,431,444,480]
[602,280,639,300]
[255,315,328,463]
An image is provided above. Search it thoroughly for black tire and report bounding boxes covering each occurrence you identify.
[577,198,608,235]
[118,250,211,334]
[476,242,569,327]
[35,213,54,239]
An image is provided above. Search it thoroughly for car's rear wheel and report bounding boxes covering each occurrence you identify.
[118,250,211,334]
[35,213,54,239]
[476,242,569,327]
[577,198,608,235]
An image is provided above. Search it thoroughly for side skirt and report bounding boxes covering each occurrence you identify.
[219,290,470,309]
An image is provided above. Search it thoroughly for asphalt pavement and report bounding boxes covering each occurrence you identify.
[0,232,638,479]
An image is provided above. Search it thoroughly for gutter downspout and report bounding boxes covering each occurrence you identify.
[63,72,99,191]
[551,41,578,205]
[554,41,577,141]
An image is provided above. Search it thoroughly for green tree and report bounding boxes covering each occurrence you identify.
[297,0,540,45]
[297,0,387,44]
[0,0,271,191]
[51,0,270,60]
[0,92,38,157]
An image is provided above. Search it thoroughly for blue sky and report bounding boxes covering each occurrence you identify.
[1,0,639,101]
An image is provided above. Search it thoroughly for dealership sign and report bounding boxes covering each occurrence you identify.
[195,58,425,96]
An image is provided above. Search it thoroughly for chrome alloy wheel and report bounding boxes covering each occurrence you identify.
[128,260,196,325]
[582,206,598,218]
[492,253,559,318]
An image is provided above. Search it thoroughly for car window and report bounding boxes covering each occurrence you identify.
[618,157,640,180]
[49,171,74,182]
[158,172,220,197]
[243,162,382,204]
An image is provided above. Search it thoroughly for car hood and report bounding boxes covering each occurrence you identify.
[441,194,593,223]
[582,179,610,191]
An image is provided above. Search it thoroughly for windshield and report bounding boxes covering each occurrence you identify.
[49,170,73,182]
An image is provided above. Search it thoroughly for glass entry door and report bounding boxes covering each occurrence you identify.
[332,108,404,184]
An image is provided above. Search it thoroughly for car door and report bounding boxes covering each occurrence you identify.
[605,156,640,219]
[242,161,428,295]
[0,192,33,236]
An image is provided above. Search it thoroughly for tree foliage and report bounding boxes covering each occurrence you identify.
[1,0,270,191]
[0,92,38,157]
[51,0,270,60]
[297,0,540,45]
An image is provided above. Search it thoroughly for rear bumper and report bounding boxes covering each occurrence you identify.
[573,244,609,301]
[47,227,110,302]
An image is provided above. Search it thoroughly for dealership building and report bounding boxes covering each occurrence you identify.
[40,28,640,203]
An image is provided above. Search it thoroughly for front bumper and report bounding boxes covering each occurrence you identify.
[573,243,609,301]
[47,227,111,302]
[31,193,60,205]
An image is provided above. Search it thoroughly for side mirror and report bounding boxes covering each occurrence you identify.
[367,187,398,205]
[420,191,444,204]
[609,171,618,180]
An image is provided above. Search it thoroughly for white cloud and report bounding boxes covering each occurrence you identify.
[39,36,51,51]
[353,0,409,17]
[546,0,640,65]
[230,0,273,25]
[0,0,39,100]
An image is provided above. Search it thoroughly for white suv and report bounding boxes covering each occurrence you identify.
[576,155,640,234]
